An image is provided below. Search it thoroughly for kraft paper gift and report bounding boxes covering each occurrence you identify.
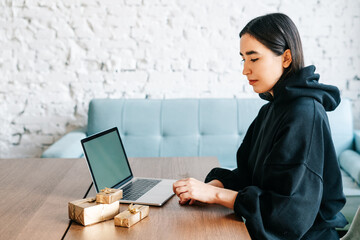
[114,204,149,228]
[96,187,123,204]
[68,197,119,226]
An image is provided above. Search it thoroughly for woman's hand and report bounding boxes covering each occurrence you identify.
[173,178,218,205]
[173,178,238,209]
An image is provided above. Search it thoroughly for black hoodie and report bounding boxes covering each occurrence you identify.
[205,66,348,239]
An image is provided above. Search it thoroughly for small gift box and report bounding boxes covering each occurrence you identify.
[96,187,123,204]
[114,204,149,228]
[68,197,120,226]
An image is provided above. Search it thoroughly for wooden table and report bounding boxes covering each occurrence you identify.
[0,157,250,240]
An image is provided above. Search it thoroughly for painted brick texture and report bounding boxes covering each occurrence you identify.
[0,0,359,157]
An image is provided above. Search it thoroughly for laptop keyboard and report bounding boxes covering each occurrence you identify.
[121,179,161,201]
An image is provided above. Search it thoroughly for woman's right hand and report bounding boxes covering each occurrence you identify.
[172,178,225,205]
[173,178,237,209]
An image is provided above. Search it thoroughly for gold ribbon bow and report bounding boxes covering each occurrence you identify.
[128,204,140,214]
[100,187,115,194]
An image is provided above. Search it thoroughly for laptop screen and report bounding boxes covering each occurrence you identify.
[81,128,132,192]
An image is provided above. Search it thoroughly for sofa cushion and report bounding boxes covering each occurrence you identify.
[87,99,126,136]
[340,150,360,185]
[355,130,360,153]
[327,98,354,158]
[41,128,86,158]
[122,100,162,136]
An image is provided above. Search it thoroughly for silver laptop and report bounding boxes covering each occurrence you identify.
[81,127,175,206]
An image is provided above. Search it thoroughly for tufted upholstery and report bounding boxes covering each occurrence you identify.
[86,98,265,169]
[42,98,356,168]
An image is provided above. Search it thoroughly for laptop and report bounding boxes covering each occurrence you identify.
[81,127,176,206]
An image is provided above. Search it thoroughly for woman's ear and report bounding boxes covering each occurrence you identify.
[282,49,292,68]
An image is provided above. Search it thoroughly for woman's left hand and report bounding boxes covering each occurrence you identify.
[173,178,218,205]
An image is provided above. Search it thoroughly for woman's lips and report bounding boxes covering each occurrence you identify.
[249,80,258,85]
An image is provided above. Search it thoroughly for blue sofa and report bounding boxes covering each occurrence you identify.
[42,98,360,229]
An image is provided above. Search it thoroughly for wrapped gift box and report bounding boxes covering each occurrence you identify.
[114,204,149,228]
[96,188,123,204]
[68,197,120,226]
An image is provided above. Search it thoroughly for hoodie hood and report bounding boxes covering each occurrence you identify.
[259,65,340,111]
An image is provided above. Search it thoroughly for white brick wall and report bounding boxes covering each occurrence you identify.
[1,0,359,158]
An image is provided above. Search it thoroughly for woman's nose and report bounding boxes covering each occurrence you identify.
[242,62,251,75]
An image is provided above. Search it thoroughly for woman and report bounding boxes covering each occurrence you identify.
[173,13,347,239]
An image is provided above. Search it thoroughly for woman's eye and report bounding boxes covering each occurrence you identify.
[251,58,259,62]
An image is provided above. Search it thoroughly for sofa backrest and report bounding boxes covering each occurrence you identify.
[327,98,354,157]
[87,98,354,169]
[87,98,265,169]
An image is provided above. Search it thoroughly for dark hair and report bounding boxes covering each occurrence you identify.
[239,13,304,79]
